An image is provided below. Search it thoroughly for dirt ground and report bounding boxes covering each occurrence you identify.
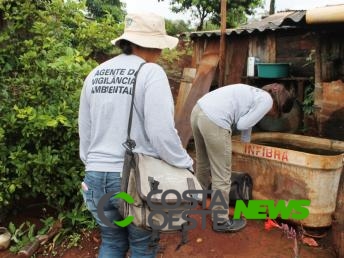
[54,213,338,258]
[0,201,337,258]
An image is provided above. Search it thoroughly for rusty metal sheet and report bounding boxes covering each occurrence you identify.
[175,41,220,147]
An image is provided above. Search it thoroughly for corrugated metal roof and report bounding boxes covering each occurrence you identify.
[190,11,306,39]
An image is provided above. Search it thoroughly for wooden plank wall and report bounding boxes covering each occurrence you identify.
[276,31,316,77]
[247,30,316,77]
[224,36,250,84]
[248,33,276,63]
[319,32,344,82]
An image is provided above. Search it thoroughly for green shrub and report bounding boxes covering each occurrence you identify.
[0,0,123,217]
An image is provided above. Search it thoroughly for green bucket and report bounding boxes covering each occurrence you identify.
[257,63,289,78]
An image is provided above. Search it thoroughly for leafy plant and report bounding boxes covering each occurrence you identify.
[6,204,96,255]
[165,19,192,36]
[0,0,121,220]
[85,0,125,21]
[8,221,37,253]
[58,202,97,230]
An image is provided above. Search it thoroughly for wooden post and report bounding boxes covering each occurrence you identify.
[218,0,227,87]
[174,68,197,119]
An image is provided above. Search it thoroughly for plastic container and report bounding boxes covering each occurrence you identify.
[257,63,289,78]
[232,132,344,228]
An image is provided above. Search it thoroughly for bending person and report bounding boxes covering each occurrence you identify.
[190,83,295,233]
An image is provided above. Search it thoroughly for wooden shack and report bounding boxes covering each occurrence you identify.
[176,6,344,139]
[175,5,344,257]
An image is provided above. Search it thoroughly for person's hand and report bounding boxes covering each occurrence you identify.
[241,128,251,143]
[241,136,251,143]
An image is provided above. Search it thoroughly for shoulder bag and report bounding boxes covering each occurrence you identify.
[120,62,203,248]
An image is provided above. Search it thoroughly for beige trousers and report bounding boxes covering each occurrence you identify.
[190,104,232,221]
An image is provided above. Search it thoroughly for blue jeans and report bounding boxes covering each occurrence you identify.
[81,171,159,258]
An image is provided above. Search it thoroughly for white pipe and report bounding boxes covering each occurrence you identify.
[306,5,344,24]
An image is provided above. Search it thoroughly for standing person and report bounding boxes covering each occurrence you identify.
[78,12,193,258]
[190,83,294,232]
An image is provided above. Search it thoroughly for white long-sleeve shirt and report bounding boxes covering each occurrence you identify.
[78,54,193,173]
[197,84,273,141]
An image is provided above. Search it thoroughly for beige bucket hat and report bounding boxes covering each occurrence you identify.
[111,12,178,50]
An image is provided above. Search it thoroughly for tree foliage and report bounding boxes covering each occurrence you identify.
[85,0,125,21]
[165,19,192,36]
[159,0,263,30]
[0,0,123,217]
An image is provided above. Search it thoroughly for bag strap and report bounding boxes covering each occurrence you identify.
[122,63,189,247]
[123,62,146,152]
